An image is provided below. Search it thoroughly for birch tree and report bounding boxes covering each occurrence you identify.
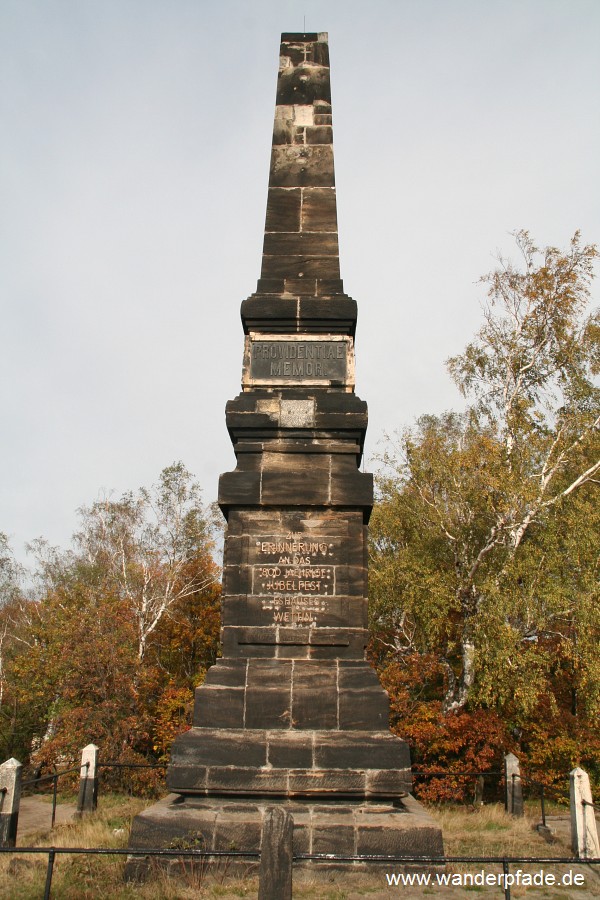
[0,535,44,759]
[3,465,221,768]
[69,462,218,661]
[371,232,599,713]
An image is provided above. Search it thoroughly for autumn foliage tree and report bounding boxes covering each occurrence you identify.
[71,462,218,661]
[0,464,221,786]
[370,232,600,792]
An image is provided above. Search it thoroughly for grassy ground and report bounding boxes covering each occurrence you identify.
[1,794,599,898]
[436,802,557,857]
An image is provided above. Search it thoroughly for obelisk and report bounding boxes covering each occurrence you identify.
[128,32,442,865]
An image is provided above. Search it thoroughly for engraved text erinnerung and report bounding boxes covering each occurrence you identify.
[250,532,343,624]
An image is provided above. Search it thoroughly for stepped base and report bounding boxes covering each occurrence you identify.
[167,727,411,798]
[125,793,443,879]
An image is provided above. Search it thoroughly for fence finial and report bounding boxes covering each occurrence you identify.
[570,767,600,859]
[504,753,523,817]
[76,744,99,816]
[0,757,22,847]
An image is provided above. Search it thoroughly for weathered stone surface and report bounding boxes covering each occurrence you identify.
[128,30,443,873]
[203,659,247,685]
[292,691,337,729]
[314,732,410,771]
[0,758,22,848]
[246,658,293,684]
[288,770,366,795]
[192,685,245,727]
[302,188,338,231]
[265,188,301,232]
[260,252,340,279]
[169,730,267,768]
[225,395,368,436]
[338,689,389,729]
[312,818,355,855]
[253,277,346,298]
[276,65,331,106]
[367,768,412,796]
[167,725,412,799]
[305,125,333,144]
[219,468,373,511]
[267,732,314,768]
[245,688,292,728]
[263,232,339,257]
[504,752,524,817]
[269,146,335,188]
[570,766,600,859]
[218,471,260,506]
[241,294,355,333]
[126,795,443,879]
[76,743,99,817]
[258,808,293,900]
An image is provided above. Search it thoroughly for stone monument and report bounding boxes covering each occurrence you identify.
[128,31,442,867]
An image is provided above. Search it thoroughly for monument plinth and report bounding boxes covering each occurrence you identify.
[128,32,442,867]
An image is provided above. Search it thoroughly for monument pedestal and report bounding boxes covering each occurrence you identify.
[127,794,442,875]
[127,31,442,877]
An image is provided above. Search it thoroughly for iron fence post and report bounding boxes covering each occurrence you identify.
[502,858,511,900]
[540,784,546,827]
[43,848,56,900]
[51,775,58,829]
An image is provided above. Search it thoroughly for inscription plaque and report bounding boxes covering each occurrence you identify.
[244,335,353,386]
[251,534,344,624]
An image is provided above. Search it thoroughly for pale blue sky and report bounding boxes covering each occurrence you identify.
[1,0,599,563]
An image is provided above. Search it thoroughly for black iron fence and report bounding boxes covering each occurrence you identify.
[21,765,85,829]
[15,761,566,838]
[6,757,598,899]
[1,844,599,900]
[18,759,165,828]
[96,759,167,797]
[412,768,550,824]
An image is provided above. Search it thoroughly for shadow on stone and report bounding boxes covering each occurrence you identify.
[126,30,443,883]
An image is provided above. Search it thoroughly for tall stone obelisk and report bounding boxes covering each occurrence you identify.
[129,32,442,863]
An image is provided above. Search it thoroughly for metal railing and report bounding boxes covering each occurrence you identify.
[21,765,84,829]
[412,768,549,826]
[96,759,167,797]
[98,762,166,770]
[17,759,164,832]
[1,844,599,900]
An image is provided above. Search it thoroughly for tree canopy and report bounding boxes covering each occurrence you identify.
[370,232,600,793]
[0,464,221,785]
[1,233,598,798]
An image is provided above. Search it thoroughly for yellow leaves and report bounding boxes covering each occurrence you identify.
[152,684,194,762]
[1,466,222,774]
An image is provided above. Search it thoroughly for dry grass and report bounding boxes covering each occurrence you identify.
[431,802,553,858]
[0,795,259,900]
[419,805,600,899]
[1,796,598,899]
